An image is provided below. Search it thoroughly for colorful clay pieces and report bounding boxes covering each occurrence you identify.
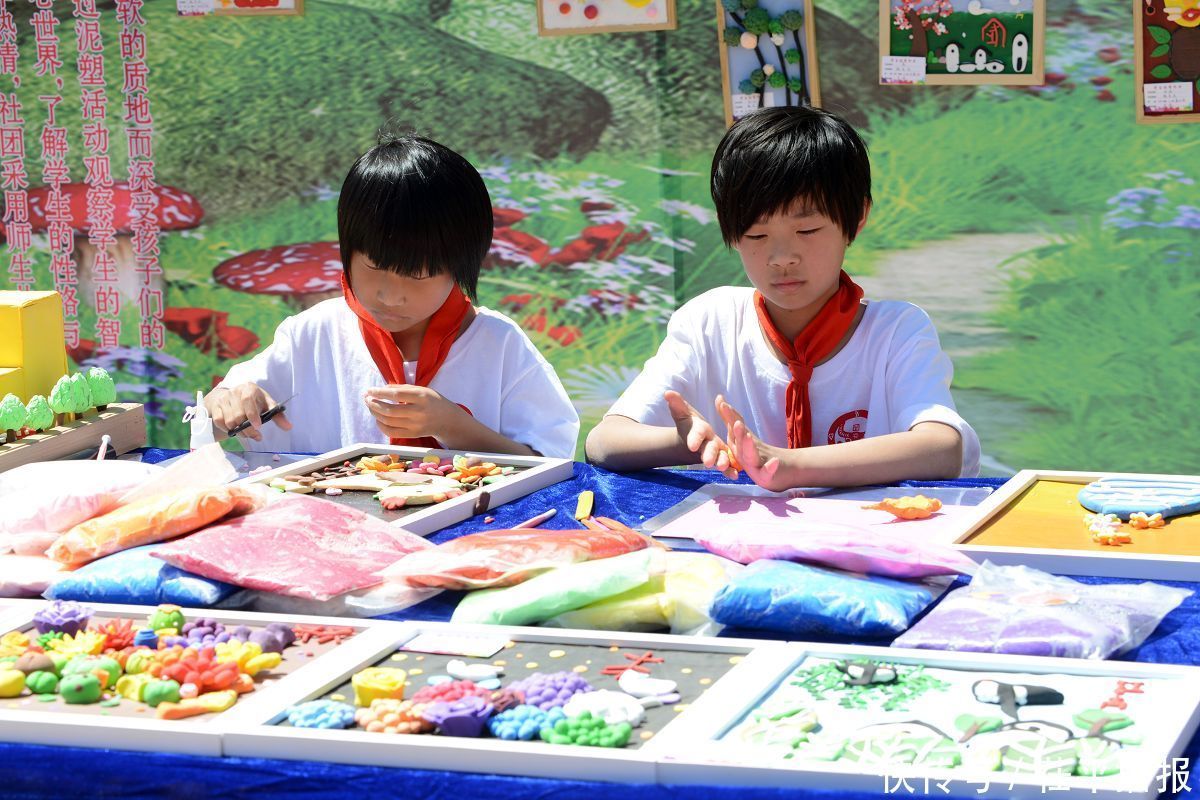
[264,453,518,514]
[721,657,1152,779]
[1078,476,1200,521]
[0,603,353,721]
[293,640,742,749]
[862,495,943,520]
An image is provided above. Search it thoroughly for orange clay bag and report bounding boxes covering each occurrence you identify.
[383,523,660,591]
[48,485,262,567]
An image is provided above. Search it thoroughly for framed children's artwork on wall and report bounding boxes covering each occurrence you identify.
[1135,0,1200,124]
[213,0,304,16]
[716,0,821,126]
[878,0,1045,86]
[537,0,677,36]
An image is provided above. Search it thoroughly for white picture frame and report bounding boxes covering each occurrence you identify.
[653,641,1200,799]
[0,600,396,756]
[238,443,574,537]
[222,620,775,782]
[949,469,1200,580]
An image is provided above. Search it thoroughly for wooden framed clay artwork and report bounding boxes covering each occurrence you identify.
[213,0,304,16]
[653,641,1200,799]
[950,469,1200,580]
[222,620,778,783]
[537,0,677,36]
[0,599,393,756]
[240,443,574,537]
[717,0,821,126]
[1135,0,1200,124]
[879,0,1045,86]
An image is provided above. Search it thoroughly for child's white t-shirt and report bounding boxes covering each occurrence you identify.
[606,287,981,477]
[216,298,580,458]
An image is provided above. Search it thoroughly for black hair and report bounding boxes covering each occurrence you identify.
[338,131,492,299]
[710,106,872,246]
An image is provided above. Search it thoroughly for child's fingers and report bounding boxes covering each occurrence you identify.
[273,410,293,431]
[664,390,694,422]
[237,391,269,433]
[714,447,730,472]
[699,436,724,468]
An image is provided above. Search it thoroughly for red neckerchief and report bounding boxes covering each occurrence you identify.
[754,270,864,448]
[341,272,471,447]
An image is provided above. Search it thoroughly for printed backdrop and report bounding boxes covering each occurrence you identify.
[2,0,1197,475]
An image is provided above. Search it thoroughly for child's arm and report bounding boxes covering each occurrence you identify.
[719,397,962,490]
[585,391,738,477]
[364,385,540,456]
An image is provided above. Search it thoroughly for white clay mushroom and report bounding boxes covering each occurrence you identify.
[617,669,677,699]
[445,659,503,681]
[563,690,646,727]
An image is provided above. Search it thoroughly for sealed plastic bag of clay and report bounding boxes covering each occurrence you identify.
[49,484,263,567]
[152,493,434,602]
[383,525,661,591]
[0,554,68,597]
[0,459,163,555]
[116,443,237,507]
[893,561,1192,659]
[542,551,741,636]
[696,519,977,579]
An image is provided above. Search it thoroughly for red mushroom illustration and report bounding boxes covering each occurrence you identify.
[27,182,204,309]
[213,241,343,310]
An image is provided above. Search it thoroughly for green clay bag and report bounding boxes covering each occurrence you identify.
[450,549,654,626]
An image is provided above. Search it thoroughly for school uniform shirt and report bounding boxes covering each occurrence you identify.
[606,286,981,477]
[216,298,580,458]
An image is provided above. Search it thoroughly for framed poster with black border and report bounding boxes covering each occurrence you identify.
[1135,0,1200,124]
[537,0,677,36]
[878,0,1045,86]
[717,0,821,126]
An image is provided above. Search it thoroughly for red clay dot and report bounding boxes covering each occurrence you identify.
[584,4,598,18]
[559,2,570,13]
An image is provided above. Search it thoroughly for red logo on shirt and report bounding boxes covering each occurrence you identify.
[829,410,868,444]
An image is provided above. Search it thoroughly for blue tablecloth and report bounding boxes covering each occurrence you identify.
[5,458,1197,799]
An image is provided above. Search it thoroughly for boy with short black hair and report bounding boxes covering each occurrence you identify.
[208,132,579,458]
[586,107,979,488]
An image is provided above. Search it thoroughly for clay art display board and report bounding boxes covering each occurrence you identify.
[653,642,1200,799]
[0,599,393,756]
[717,0,821,125]
[222,621,778,783]
[950,470,1200,581]
[538,0,676,35]
[644,482,993,542]
[878,0,1045,86]
[241,443,573,537]
[1135,0,1200,124]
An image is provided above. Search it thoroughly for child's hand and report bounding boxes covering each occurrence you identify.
[716,395,793,491]
[364,385,467,441]
[665,390,738,479]
[206,383,292,442]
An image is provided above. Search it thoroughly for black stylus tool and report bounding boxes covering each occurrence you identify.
[226,394,295,436]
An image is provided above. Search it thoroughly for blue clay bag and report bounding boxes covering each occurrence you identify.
[708,559,940,637]
[45,544,239,606]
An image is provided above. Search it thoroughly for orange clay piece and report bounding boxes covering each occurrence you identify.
[353,698,434,734]
[862,495,943,520]
[1129,512,1166,530]
[1092,531,1133,546]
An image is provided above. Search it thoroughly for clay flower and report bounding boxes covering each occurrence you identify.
[33,600,93,636]
[420,695,494,737]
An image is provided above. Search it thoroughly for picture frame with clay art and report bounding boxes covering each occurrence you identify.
[240,443,573,538]
[948,469,1200,580]
[222,620,778,783]
[0,599,395,756]
[652,641,1200,799]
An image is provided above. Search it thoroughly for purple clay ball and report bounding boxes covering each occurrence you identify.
[508,672,593,711]
[33,601,93,636]
[266,622,296,648]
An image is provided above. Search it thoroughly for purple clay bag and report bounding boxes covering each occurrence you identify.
[893,562,1191,659]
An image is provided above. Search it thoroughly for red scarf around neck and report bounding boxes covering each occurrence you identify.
[341,272,471,447]
[754,270,864,449]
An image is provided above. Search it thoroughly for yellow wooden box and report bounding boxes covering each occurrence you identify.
[0,291,68,402]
